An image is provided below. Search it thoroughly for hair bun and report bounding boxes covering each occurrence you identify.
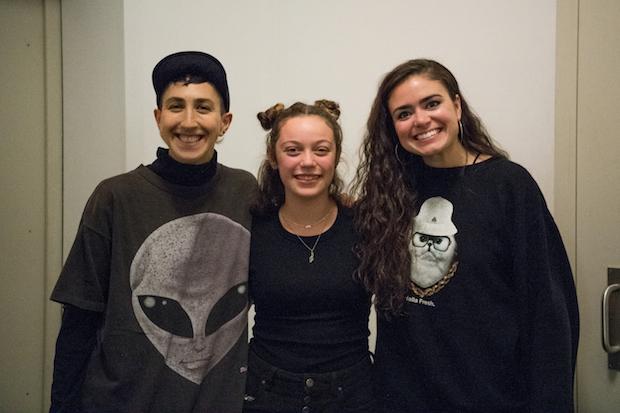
[314,99,341,120]
[257,103,285,130]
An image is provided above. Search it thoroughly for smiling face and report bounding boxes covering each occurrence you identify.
[154,82,232,165]
[272,115,337,203]
[388,75,464,167]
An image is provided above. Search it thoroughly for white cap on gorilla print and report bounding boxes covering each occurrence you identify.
[414,197,458,236]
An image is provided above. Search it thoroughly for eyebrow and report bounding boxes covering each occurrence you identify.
[391,94,442,114]
[193,98,215,105]
[164,97,215,105]
[280,139,334,145]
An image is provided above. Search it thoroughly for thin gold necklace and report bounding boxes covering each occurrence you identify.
[280,207,333,229]
[295,233,321,263]
[279,207,334,263]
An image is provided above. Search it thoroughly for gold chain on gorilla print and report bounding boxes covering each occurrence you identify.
[410,261,459,298]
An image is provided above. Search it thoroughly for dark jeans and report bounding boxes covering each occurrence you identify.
[243,349,375,413]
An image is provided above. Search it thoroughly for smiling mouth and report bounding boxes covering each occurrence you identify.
[414,128,441,141]
[295,174,320,182]
[176,135,203,143]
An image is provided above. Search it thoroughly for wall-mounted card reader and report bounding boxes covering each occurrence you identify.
[603,267,620,370]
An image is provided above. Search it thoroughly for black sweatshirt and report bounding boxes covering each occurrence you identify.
[374,157,579,413]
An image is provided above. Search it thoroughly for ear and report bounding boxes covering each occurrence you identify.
[454,94,462,120]
[220,112,233,136]
[267,148,277,169]
[154,108,161,125]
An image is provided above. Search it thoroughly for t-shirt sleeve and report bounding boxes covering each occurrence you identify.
[50,188,112,312]
[506,168,579,412]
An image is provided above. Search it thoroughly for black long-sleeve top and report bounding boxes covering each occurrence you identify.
[249,206,371,373]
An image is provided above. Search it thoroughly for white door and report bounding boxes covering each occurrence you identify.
[573,0,620,411]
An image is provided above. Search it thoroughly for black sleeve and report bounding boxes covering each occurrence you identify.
[507,171,579,412]
[49,305,102,413]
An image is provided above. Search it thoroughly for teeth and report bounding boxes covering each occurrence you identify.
[416,129,440,140]
[178,135,201,143]
[296,175,318,181]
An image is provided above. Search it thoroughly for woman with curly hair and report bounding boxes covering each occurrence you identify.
[243,100,374,413]
[352,59,579,412]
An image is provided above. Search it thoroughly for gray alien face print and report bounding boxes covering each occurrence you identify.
[409,197,458,289]
[130,213,250,385]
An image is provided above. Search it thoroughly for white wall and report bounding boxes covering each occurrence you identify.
[122,0,557,208]
[62,0,125,255]
[61,0,557,357]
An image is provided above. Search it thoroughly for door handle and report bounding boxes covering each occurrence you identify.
[602,283,620,354]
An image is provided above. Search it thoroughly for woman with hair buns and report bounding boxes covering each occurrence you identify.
[243,100,374,413]
[351,59,579,412]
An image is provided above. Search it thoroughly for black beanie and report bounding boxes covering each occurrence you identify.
[152,51,230,111]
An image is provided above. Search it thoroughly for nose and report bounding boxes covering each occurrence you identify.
[300,150,315,167]
[180,108,197,128]
[413,110,430,127]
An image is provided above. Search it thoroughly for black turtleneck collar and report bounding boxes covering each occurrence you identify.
[148,147,217,186]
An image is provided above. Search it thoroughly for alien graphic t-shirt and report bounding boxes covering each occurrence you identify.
[374,157,579,413]
[51,164,257,413]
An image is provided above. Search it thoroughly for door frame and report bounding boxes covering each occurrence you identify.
[554,0,578,407]
[43,0,63,410]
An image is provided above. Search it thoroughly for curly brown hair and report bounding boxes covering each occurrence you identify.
[351,59,507,315]
[253,100,345,215]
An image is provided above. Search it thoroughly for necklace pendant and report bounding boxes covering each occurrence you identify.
[309,251,315,263]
